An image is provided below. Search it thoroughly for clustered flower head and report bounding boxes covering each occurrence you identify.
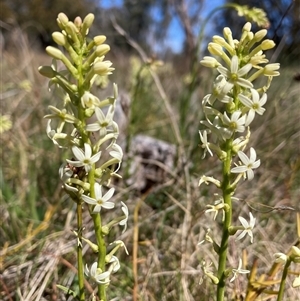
[39,12,128,293]
[198,22,279,285]
[199,21,279,181]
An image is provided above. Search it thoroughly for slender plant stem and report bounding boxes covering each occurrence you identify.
[277,258,291,301]
[217,140,233,301]
[88,165,107,301]
[92,213,106,300]
[76,202,85,301]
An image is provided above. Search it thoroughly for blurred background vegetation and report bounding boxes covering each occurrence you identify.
[0,0,300,300]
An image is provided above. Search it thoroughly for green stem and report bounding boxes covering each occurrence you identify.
[89,168,107,301]
[217,140,233,301]
[76,202,85,301]
[277,258,291,301]
[92,213,107,300]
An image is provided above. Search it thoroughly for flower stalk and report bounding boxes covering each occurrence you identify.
[198,22,279,300]
[39,12,128,301]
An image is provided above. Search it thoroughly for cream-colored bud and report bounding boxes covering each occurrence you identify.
[223,27,232,39]
[261,40,275,50]
[264,63,280,76]
[83,13,95,30]
[200,56,220,68]
[74,16,82,28]
[96,44,110,57]
[81,13,95,36]
[291,246,300,257]
[254,29,267,42]
[247,32,254,41]
[213,35,226,45]
[57,12,69,26]
[46,46,63,60]
[274,253,288,264]
[65,21,79,40]
[243,22,252,32]
[94,35,107,45]
[52,32,66,46]
[38,66,56,78]
[93,61,114,75]
[208,43,223,56]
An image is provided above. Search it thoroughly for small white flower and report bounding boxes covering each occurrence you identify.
[81,91,101,109]
[239,89,267,126]
[119,201,128,232]
[199,175,221,187]
[217,55,253,93]
[45,105,78,124]
[198,228,213,245]
[199,260,219,285]
[86,106,115,137]
[236,212,256,243]
[223,111,246,133]
[199,130,213,157]
[108,255,120,273]
[66,143,101,173]
[84,262,110,284]
[109,143,123,173]
[231,147,260,180]
[205,198,225,221]
[230,258,250,282]
[82,183,115,213]
[110,240,129,255]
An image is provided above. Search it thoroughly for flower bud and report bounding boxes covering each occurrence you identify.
[94,35,107,45]
[200,56,220,68]
[264,63,280,76]
[254,29,267,43]
[74,16,82,28]
[223,27,232,39]
[65,21,79,42]
[274,253,288,264]
[291,246,300,257]
[247,32,254,41]
[57,12,69,28]
[93,61,114,75]
[52,32,67,46]
[81,14,95,36]
[208,43,224,56]
[46,46,63,60]
[261,40,275,50]
[38,66,56,78]
[213,35,226,45]
[96,44,110,57]
[243,22,252,32]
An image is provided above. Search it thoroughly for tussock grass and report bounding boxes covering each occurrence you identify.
[0,28,299,301]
